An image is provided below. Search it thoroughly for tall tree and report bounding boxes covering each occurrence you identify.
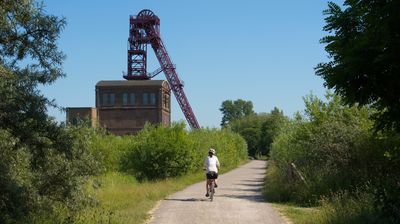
[315,0,400,130]
[0,1,97,221]
[220,99,254,127]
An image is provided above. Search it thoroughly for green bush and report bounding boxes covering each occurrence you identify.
[0,130,33,223]
[122,123,248,180]
[0,124,101,223]
[88,131,133,172]
[267,93,376,203]
[263,161,293,202]
[266,92,400,221]
[124,123,196,180]
[229,108,287,157]
[189,128,248,170]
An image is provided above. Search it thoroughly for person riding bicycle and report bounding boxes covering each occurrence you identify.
[204,148,220,197]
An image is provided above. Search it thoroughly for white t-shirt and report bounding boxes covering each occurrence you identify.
[204,155,220,173]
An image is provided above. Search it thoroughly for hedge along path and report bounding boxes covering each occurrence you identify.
[147,160,286,224]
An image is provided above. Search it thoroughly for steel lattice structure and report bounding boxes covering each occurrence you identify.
[124,9,200,129]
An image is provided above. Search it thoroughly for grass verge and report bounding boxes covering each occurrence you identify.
[272,203,323,224]
[72,171,204,224]
[270,190,381,224]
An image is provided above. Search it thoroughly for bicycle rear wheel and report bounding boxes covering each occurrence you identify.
[210,181,215,201]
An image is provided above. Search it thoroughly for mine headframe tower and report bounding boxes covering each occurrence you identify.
[124,9,200,129]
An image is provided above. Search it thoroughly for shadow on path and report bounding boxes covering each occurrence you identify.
[164,198,209,202]
[219,193,265,202]
[237,183,264,187]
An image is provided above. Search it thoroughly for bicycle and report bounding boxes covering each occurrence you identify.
[207,179,216,201]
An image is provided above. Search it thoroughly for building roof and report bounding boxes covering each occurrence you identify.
[96,80,168,87]
[66,107,95,110]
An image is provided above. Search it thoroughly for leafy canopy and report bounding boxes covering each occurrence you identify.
[220,99,254,127]
[0,1,98,222]
[315,0,400,130]
[229,107,287,157]
[0,0,66,84]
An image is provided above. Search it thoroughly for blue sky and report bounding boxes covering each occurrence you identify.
[41,0,343,128]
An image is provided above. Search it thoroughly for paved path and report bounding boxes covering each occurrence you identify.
[148,160,286,224]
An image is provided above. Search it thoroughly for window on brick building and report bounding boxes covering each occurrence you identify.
[102,93,108,106]
[143,93,149,105]
[123,93,128,106]
[150,93,156,105]
[130,93,136,105]
[110,93,115,106]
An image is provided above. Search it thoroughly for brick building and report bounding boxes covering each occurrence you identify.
[66,80,171,135]
[66,107,97,127]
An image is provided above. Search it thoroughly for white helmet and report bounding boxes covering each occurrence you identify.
[209,148,216,155]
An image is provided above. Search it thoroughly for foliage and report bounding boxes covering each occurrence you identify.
[0,0,66,84]
[12,123,248,223]
[0,129,33,223]
[56,127,247,223]
[229,107,287,157]
[0,122,101,223]
[267,93,376,203]
[0,1,101,222]
[370,131,400,220]
[260,107,287,155]
[315,0,400,130]
[263,161,293,202]
[124,123,196,180]
[266,92,400,221]
[122,123,248,180]
[189,127,248,170]
[271,191,382,224]
[220,99,254,127]
[313,0,400,220]
[318,190,383,224]
[230,113,266,156]
[240,127,261,157]
[89,131,133,172]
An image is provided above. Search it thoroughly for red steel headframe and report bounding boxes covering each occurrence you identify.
[125,9,200,129]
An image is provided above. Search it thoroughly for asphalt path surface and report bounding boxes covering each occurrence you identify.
[148,160,286,224]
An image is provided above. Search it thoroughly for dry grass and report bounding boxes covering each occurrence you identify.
[73,171,205,224]
[272,203,323,224]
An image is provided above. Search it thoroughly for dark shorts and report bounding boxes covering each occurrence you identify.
[206,171,218,179]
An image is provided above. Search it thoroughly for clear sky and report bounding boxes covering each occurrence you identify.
[41,0,343,128]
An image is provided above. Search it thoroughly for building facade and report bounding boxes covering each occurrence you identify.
[66,80,171,135]
[95,80,171,135]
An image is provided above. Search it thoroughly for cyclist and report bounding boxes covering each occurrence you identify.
[204,148,220,197]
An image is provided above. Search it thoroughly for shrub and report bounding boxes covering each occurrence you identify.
[190,128,248,170]
[124,123,196,180]
[89,131,133,172]
[122,123,248,180]
[263,161,293,202]
[0,124,101,223]
[229,108,287,157]
[0,129,33,223]
[267,93,375,203]
[266,92,400,221]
